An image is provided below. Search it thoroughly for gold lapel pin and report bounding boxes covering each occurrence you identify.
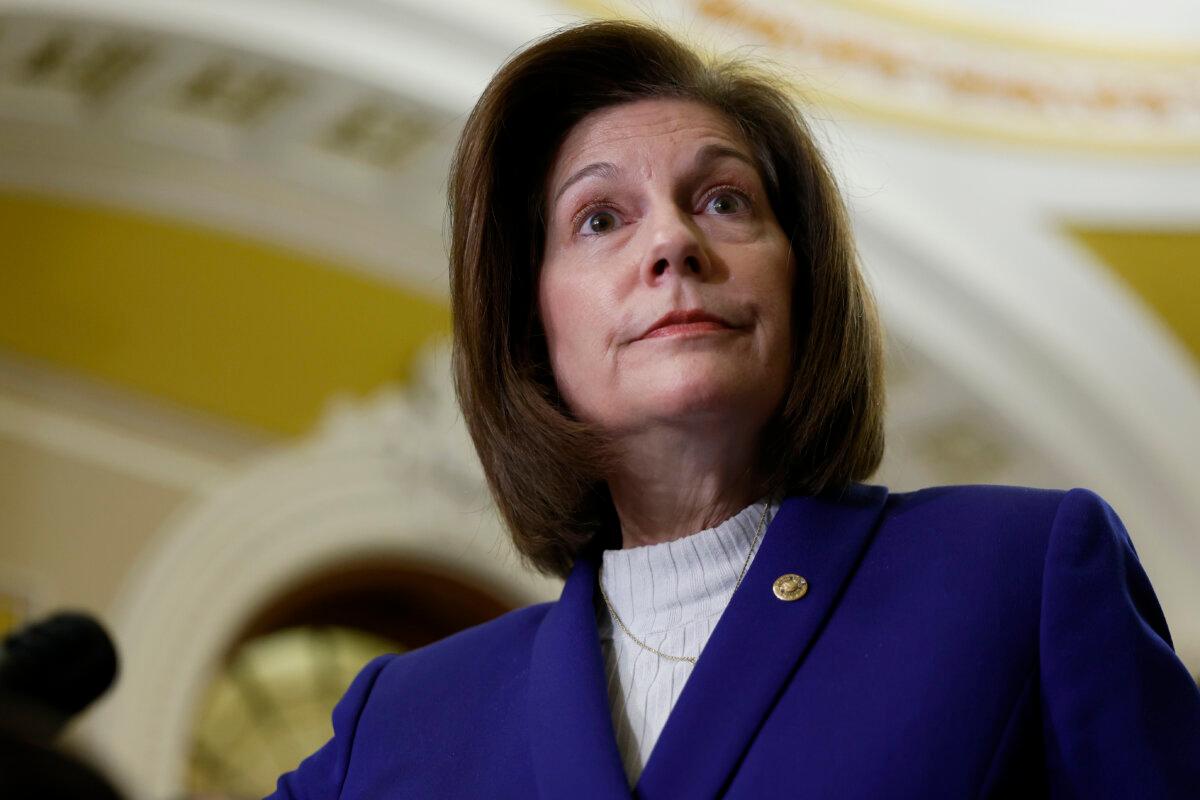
[772,574,809,601]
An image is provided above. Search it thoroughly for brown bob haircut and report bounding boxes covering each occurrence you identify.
[449,20,884,578]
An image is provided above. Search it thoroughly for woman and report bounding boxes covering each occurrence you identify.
[270,20,1200,799]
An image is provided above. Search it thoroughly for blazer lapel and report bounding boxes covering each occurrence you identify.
[527,552,631,799]
[635,484,890,799]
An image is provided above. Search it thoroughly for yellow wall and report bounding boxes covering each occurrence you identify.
[1068,226,1200,366]
[0,191,451,436]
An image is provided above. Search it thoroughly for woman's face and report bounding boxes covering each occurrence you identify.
[538,97,794,438]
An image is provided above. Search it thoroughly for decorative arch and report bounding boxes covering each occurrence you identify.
[79,346,561,799]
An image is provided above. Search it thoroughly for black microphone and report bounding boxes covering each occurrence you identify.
[0,612,125,799]
[0,611,119,740]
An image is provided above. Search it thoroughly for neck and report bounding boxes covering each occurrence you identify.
[606,424,765,549]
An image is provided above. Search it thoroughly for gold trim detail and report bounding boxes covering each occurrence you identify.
[564,0,1200,154]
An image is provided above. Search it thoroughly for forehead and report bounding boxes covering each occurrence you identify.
[550,97,751,179]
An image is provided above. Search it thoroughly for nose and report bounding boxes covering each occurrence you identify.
[643,206,712,283]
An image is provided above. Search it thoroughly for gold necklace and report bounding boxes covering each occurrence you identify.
[597,500,772,665]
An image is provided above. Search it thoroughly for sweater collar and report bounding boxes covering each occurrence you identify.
[599,499,777,632]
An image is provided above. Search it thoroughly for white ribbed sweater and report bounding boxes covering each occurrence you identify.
[596,499,778,786]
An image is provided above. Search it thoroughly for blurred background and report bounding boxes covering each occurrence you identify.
[0,0,1196,797]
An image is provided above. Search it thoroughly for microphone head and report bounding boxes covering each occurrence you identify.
[0,611,119,727]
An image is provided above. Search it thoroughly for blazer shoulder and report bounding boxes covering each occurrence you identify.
[372,600,553,690]
[874,484,1148,580]
[867,483,1108,571]
[882,482,1069,527]
[268,603,555,798]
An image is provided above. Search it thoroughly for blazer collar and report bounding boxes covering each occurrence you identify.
[527,548,630,799]
[527,484,890,800]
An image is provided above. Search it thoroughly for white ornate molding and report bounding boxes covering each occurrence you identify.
[77,342,561,800]
[0,3,479,294]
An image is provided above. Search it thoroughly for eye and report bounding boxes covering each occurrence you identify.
[579,209,619,235]
[705,189,748,215]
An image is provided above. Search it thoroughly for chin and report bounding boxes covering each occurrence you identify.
[628,369,773,423]
[561,353,788,430]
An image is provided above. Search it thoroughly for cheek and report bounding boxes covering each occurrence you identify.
[756,244,796,372]
[541,274,587,353]
[538,269,605,406]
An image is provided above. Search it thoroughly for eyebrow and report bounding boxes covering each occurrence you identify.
[550,142,759,205]
[691,143,757,175]
[553,161,619,204]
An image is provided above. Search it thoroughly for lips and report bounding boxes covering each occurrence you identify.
[639,309,735,340]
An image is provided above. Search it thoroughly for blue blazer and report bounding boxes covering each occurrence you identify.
[269,484,1200,798]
